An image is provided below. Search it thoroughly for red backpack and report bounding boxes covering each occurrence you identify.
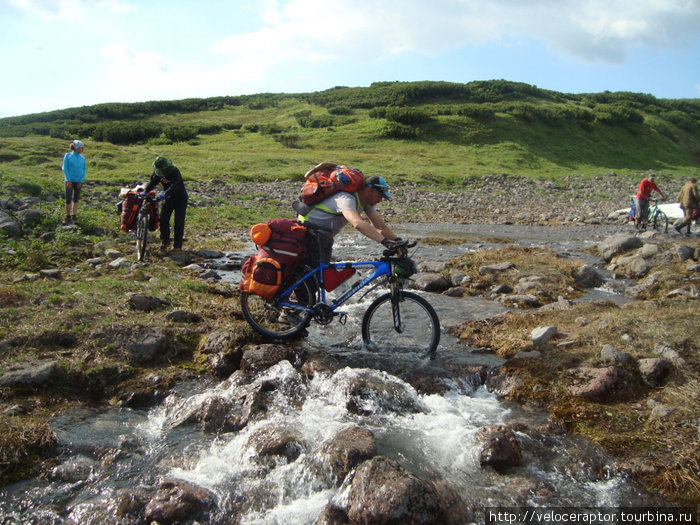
[239,219,308,299]
[299,162,364,205]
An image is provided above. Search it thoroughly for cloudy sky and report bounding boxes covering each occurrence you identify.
[1,0,699,118]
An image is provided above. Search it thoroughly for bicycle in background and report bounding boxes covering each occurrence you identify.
[119,189,160,261]
[646,199,668,233]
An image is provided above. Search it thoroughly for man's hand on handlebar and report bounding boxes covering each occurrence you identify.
[381,237,409,255]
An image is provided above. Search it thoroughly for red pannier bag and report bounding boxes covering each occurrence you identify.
[240,219,308,299]
[120,190,160,232]
[120,192,140,232]
[299,162,364,205]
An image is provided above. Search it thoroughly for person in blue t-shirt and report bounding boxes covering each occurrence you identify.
[61,139,87,224]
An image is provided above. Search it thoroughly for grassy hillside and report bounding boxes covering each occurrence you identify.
[0,80,698,231]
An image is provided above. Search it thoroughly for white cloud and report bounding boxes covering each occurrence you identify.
[98,43,260,102]
[212,0,700,69]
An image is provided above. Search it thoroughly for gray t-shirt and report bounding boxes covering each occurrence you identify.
[302,191,375,235]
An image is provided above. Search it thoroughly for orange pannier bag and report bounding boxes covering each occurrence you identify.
[240,219,308,299]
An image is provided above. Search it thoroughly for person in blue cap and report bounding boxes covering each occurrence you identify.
[61,139,86,224]
[296,174,402,266]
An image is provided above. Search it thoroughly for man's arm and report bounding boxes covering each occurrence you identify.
[341,208,392,243]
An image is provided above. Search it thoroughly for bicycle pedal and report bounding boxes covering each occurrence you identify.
[337,312,347,325]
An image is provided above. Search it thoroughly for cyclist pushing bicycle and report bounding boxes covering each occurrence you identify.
[241,169,440,358]
[293,173,405,266]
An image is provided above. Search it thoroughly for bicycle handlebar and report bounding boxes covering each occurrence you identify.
[381,240,416,258]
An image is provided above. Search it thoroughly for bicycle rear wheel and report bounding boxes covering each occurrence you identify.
[136,213,149,261]
[652,210,668,233]
[241,272,316,339]
[361,290,440,359]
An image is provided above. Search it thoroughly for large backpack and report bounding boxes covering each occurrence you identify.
[239,219,308,299]
[299,162,364,205]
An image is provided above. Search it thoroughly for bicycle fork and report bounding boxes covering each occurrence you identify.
[389,280,404,333]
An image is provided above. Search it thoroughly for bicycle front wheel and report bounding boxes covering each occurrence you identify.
[136,213,149,261]
[361,291,440,359]
[241,273,316,339]
[652,210,668,233]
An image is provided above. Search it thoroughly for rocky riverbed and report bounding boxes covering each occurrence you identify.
[1,174,699,523]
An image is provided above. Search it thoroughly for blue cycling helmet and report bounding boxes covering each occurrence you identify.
[366,175,392,200]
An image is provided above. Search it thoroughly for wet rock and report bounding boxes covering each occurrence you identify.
[411,272,451,292]
[144,478,216,524]
[479,261,515,274]
[316,426,377,485]
[566,366,635,401]
[638,358,672,387]
[346,456,441,525]
[127,293,170,312]
[316,503,350,525]
[476,425,524,471]
[330,367,422,415]
[0,360,58,387]
[600,344,632,364]
[573,264,604,288]
[531,326,557,346]
[240,343,301,373]
[48,458,96,482]
[247,423,306,463]
[486,371,524,398]
[598,234,643,262]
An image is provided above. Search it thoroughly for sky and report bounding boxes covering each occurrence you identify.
[1,0,699,119]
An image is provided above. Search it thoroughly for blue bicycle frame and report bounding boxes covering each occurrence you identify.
[277,260,393,314]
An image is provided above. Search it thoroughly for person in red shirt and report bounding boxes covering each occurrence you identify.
[634,172,666,230]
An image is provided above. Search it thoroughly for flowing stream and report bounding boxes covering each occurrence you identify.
[1,223,664,524]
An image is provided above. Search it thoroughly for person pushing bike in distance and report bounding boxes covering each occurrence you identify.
[634,171,667,231]
[145,156,189,252]
[295,174,405,264]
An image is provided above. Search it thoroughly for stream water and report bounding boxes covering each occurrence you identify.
[1,223,665,524]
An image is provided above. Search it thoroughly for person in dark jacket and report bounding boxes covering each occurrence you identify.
[145,156,189,251]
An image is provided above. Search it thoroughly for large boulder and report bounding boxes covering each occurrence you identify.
[476,425,524,471]
[144,478,216,524]
[316,426,377,485]
[346,456,441,525]
[598,234,643,262]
